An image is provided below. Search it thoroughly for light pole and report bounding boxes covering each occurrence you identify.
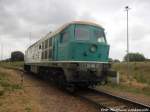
[125,6,130,80]
[29,32,31,46]
[1,44,3,61]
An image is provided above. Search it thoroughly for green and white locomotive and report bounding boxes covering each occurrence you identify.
[24,21,114,88]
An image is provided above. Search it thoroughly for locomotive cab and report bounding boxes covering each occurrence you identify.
[71,24,109,62]
[57,23,109,62]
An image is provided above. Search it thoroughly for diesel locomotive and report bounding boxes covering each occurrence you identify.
[24,21,114,88]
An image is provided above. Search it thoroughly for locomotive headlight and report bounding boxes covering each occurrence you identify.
[90,44,97,53]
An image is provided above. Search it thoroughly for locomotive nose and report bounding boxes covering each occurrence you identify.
[70,42,109,61]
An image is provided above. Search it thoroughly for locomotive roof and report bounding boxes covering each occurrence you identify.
[28,21,103,49]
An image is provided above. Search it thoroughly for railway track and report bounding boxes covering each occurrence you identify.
[75,88,150,112]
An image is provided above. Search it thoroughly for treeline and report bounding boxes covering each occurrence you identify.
[0,51,24,62]
[124,53,145,62]
[110,52,149,62]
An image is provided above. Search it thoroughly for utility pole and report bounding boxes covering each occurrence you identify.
[1,44,3,61]
[29,32,31,46]
[125,6,130,80]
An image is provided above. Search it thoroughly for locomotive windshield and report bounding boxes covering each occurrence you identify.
[75,24,106,43]
[94,29,106,43]
[75,26,90,40]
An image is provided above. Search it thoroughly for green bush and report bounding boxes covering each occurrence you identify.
[124,53,146,62]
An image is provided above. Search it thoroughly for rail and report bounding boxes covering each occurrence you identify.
[75,88,150,112]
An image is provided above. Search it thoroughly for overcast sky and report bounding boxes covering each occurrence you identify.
[0,0,150,60]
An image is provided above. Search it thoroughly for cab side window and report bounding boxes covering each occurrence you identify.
[45,40,48,49]
[39,44,42,49]
[49,38,52,47]
[42,42,44,50]
[60,32,69,43]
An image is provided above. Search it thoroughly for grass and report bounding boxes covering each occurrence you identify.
[0,61,23,96]
[0,70,22,96]
[105,62,150,96]
[0,61,24,70]
[0,67,33,112]
[25,106,32,112]
[112,62,150,85]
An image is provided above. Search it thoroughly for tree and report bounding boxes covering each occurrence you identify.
[124,52,146,62]
[114,59,120,62]
[11,51,24,61]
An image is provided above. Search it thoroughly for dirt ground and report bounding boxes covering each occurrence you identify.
[0,67,97,112]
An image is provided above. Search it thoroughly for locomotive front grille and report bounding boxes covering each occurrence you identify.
[78,63,103,71]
